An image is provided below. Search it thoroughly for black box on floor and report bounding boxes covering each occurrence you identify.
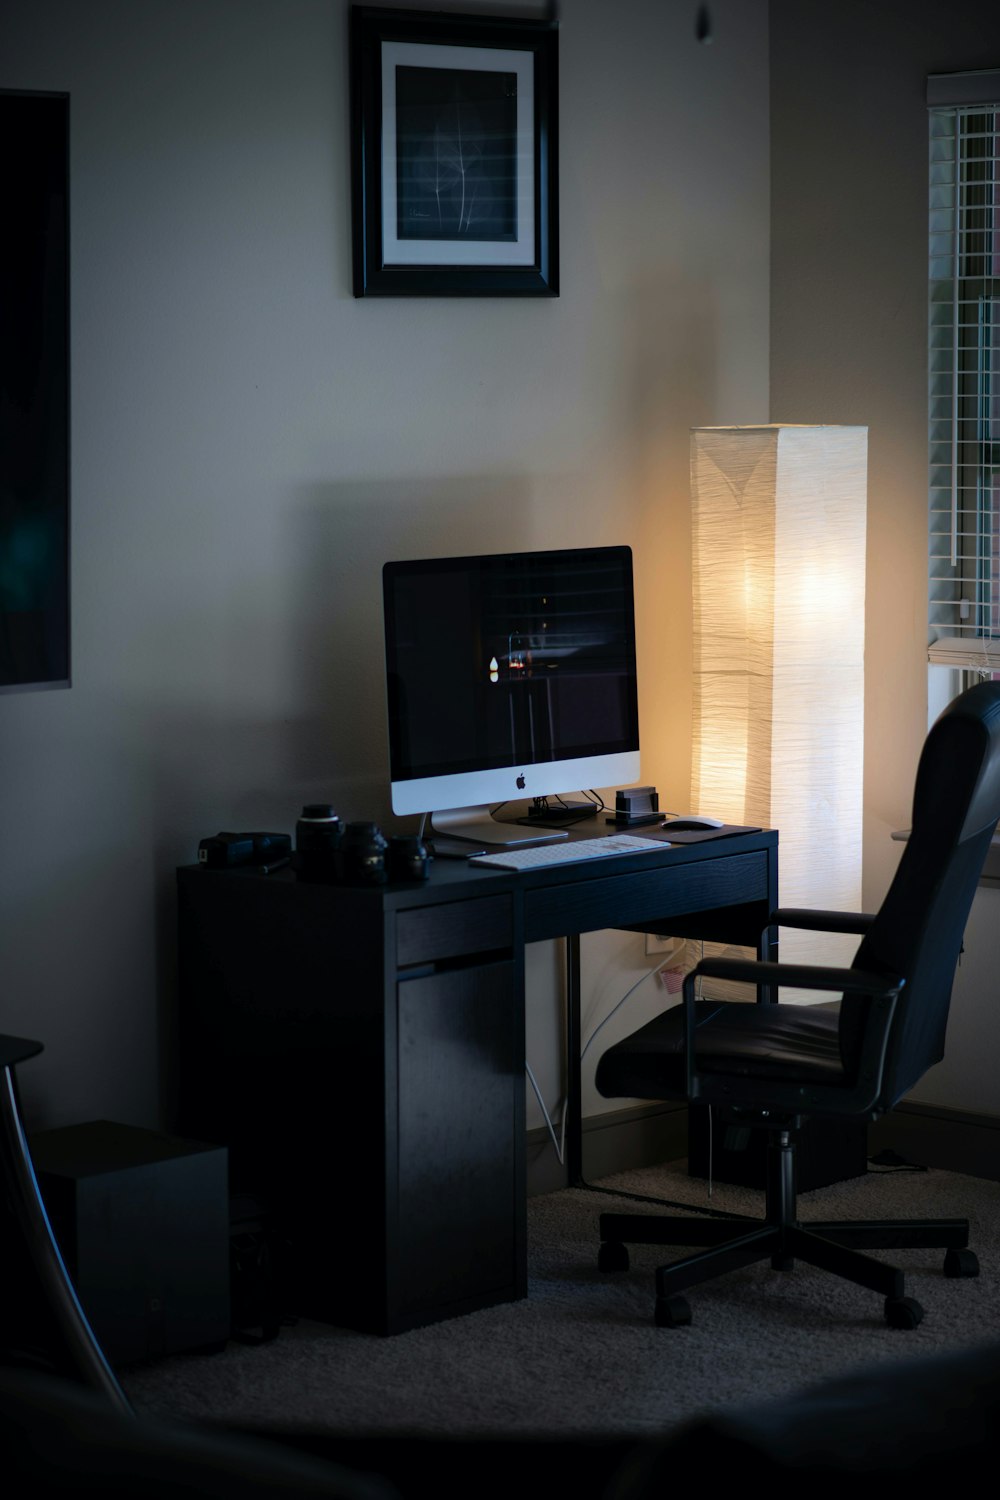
[687,1105,869,1191]
[30,1119,230,1367]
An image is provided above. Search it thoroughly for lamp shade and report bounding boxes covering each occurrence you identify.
[691,425,867,987]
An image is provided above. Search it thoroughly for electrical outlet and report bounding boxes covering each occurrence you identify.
[645,933,675,956]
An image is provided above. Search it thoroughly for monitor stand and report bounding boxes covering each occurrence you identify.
[517,799,596,829]
[429,807,569,848]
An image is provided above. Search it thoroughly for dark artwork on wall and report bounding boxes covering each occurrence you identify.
[0,90,70,692]
[394,64,518,243]
[350,6,558,297]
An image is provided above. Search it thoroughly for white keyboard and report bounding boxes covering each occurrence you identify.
[469,833,665,871]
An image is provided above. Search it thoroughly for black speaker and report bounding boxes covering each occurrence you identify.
[687,1105,869,1192]
[30,1120,230,1367]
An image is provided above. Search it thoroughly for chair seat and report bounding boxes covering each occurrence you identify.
[595,999,846,1101]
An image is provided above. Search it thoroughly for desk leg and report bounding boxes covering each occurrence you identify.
[760,920,779,1003]
[566,934,584,1187]
[566,935,615,1193]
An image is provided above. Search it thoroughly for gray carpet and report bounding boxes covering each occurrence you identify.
[121,1160,1000,1440]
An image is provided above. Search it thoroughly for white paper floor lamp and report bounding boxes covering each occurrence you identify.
[690,425,868,991]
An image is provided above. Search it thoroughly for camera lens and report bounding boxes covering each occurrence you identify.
[341,821,388,885]
[388,834,430,882]
[295,803,341,882]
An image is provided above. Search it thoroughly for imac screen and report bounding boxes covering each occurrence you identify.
[382,546,639,814]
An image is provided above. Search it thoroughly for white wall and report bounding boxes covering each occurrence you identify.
[0,0,771,1134]
[770,0,1000,1119]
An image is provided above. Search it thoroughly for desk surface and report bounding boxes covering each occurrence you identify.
[221,818,775,896]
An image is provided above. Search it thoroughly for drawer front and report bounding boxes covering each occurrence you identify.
[396,894,514,967]
[524,851,769,941]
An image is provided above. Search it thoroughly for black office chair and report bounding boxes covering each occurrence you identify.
[594,679,1000,1329]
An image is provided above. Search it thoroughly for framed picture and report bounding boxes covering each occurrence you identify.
[350,6,559,297]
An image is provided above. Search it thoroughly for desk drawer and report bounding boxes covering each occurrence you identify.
[396,894,513,967]
[524,851,769,942]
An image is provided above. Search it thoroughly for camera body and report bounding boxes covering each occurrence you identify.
[198,831,292,869]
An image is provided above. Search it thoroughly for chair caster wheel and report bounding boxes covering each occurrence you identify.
[885,1295,924,1329]
[944,1248,979,1278]
[655,1294,692,1328]
[598,1241,629,1273]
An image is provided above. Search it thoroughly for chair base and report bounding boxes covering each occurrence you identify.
[597,1130,977,1329]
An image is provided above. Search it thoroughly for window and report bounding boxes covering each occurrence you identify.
[928,71,1000,678]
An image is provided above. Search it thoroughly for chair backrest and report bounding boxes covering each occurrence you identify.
[845,680,1000,1108]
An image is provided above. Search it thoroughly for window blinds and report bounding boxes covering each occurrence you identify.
[928,71,1000,669]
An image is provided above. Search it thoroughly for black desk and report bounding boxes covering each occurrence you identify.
[175,823,777,1335]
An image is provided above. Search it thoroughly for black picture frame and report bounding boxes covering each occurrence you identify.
[350,6,559,297]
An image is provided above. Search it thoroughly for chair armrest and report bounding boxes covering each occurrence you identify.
[689,956,899,998]
[767,908,876,936]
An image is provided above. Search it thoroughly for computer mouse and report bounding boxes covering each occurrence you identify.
[662,816,725,831]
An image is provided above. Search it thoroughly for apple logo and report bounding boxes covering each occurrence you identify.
[516,773,526,790]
